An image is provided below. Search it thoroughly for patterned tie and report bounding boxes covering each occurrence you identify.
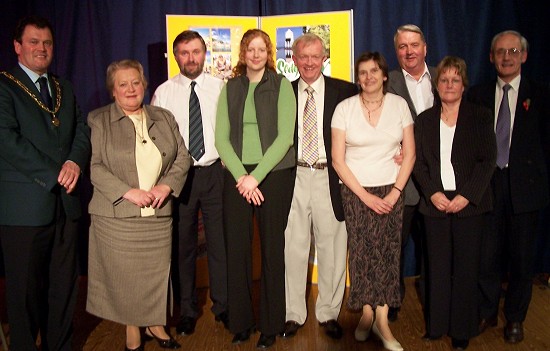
[188,81,205,161]
[38,76,53,109]
[302,86,319,166]
[496,84,511,169]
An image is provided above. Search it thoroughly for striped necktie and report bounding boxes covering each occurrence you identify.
[189,81,204,161]
[302,86,319,166]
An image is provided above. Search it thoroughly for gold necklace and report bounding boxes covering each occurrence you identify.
[361,95,384,120]
[1,71,62,126]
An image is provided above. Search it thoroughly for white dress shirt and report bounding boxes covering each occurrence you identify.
[403,63,434,115]
[151,72,224,166]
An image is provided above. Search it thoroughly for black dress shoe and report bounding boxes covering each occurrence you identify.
[176,316,196,335]
[232,328,253,344]
[144,327,181,349]
[388,307,399,322]
[256,333,276,349]
[478,316,497,334]
[504,321,524,343]
[215,311,229,329]
[319,319,343,339]
[279,320,301,338]
[422,333,442,341]
[451,338,469,350]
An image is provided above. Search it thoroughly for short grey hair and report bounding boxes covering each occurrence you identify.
[394,24,426,49]
[292,33,327,56]
[490,30,529,53]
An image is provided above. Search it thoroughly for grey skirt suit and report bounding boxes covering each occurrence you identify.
[86,103,190,326]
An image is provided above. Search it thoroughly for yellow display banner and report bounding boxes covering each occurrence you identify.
[166,11,354,82]
[261,10,354,82]
[166,15,258,80]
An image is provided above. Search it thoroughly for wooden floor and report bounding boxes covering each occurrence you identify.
[1,276,549,351]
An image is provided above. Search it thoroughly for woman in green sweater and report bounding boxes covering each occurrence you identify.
[215,28,296,349]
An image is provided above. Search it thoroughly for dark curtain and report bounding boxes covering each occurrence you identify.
[2,0,549,116]
[1,0,549,272]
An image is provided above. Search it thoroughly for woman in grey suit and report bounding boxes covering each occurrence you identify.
[414,56,496,350]
[86,59,191,351]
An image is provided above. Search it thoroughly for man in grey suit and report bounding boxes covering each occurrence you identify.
[0,16,90,351]
[280,33,357,340]
[387,24,437,321]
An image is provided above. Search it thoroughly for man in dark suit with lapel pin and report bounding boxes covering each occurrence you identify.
[468,30,550,344]
[0,16,90,351]
[280,33,357,340]
[387,24,438,321]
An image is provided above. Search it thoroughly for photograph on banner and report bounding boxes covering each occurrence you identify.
[190,27,233,80]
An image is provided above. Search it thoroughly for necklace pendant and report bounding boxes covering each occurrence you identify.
[51,114,60,127]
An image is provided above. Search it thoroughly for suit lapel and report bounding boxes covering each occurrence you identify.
[393,73,417,116]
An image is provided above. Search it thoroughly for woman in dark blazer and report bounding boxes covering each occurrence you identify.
[87,59,190,351]
[413,56,496,350]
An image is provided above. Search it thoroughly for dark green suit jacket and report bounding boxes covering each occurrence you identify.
[0,65,91,226]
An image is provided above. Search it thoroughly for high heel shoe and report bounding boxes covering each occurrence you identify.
[124,344,143,351]
[144,327,181,349]
[372,323,404,351]
[354,315,374,342]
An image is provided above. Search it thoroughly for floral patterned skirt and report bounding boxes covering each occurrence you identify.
[341,184,403,310]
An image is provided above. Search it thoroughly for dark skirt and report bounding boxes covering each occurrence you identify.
[341,184,403,310]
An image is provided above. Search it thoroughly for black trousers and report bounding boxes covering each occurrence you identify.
[223,167,293,336]
[424,211,484,340]
[0,198,78,351]
[176,160,227,318]
[479,167,539,322]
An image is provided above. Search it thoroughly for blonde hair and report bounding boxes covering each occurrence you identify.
[106,59,148,96]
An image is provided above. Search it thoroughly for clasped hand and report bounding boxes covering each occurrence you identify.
[430,192,469,213]
[363,188,400,215]
[123,184,171,208]
[237,174,264,206]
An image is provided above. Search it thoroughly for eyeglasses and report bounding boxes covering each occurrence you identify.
[494,48,522,57]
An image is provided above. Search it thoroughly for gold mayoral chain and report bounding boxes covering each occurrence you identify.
[1,71,62,126]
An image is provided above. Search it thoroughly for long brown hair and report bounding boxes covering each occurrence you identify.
[233,29,276,77]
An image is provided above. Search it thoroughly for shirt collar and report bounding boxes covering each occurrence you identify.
[19,62,47,83]
[180,71,206,89]
[402,62,431,81]
[298,74,324,94]
[497,74,521,92]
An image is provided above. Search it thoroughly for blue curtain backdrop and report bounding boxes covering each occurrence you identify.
[1,0,549,272]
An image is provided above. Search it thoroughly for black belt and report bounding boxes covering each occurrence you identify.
[297,161,328,170]
[193,158,220,169]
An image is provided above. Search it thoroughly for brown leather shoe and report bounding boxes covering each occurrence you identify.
[279,320,301,338]
[478,316,497,334]
[504,321,524,343]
